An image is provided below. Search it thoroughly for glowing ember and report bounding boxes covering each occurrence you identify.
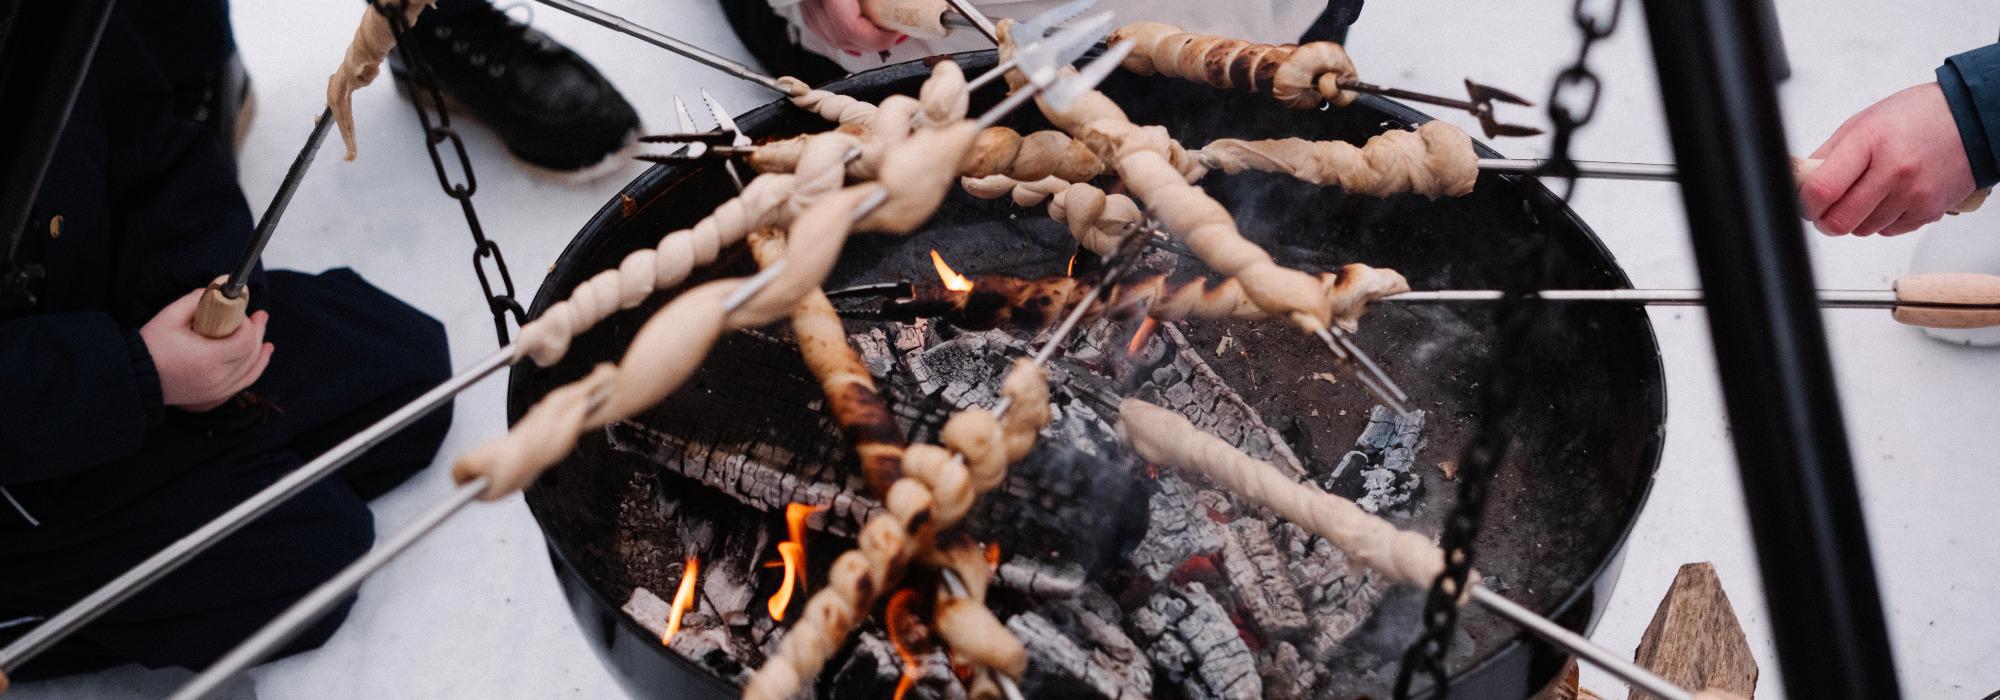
[886,589,926,700]
[1127,317,1160,356]
[984,542,1002,570]
[1066,252,1077,277]
[930,249,975,292]
[767,503,822,621]
[661,556,700,644]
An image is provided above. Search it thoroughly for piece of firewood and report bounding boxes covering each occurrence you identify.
[1630,563,1757,700]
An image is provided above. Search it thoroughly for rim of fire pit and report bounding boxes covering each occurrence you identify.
[514,49,1667,699]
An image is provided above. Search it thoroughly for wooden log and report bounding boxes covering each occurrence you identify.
[1630,563,1757,700]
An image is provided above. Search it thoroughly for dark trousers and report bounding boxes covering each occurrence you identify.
[0,268,452,681]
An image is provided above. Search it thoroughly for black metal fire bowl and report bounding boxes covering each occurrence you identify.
[513,50,1665,699]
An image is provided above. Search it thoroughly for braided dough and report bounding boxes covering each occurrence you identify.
[1197,122,1480,199]
[326,0,438,160]
[999,20,1340,334]
[745,360,1048,700]
[1110,21,1360,109]
[1121,398,1455,589]
[750,229,905,496]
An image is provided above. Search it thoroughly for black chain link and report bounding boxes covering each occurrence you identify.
[1393,0,1621,696]
[376,0,526,345]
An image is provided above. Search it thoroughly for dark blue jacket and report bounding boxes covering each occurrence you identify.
[1940,42,2000,188]
[0,10,258,485]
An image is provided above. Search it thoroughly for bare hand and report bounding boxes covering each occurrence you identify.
[140,288,275,412]
[799,0,904,56]
[1801,82,1978,236]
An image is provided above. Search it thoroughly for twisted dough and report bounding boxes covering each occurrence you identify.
[750,229,906,496]
[1197,121,1480,199]
[460,97,981,499]
[754,126,1108,185]
[1110,21,1360,110]
[745,360,1048,700]
[326,0,438,160]
[1121,398,1457,590]
[935,265,1408,334]
[778,76,878,126]
[958,177,1141,258]
[511,60,986,369]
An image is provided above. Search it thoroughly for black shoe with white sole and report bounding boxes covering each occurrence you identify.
[390,3,639,178]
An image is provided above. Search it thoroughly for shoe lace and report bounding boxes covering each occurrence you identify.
[437,2,555,79]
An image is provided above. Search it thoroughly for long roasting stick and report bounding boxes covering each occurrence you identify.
[1118,399,1715,700]
[529,0,785,93]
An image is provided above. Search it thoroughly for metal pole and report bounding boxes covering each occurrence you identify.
[1638,1,1900,697]
[1477,158,1679,181]
[167,480,489,700]
[528,0,786,93]
[0,348,511,675]
[221,108,336,298]
[1468,586,1690,700]
[1381,288,1905,308]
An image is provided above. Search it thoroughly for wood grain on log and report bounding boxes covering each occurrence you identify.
[1631,563,1757,700]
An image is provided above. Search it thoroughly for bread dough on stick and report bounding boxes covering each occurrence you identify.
[326,0,438,160]
[1121,398,1463,590]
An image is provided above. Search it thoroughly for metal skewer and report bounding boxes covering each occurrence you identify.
[1469,584,1692,700]
[1382,287,1912,308]
[0,346,511,678]
[190,107,335,338]
[1476,157,1679,181]
[527,0,786,93]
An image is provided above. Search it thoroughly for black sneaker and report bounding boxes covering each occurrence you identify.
[390,3,640,179]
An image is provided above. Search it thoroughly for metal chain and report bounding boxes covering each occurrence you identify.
[1393,0,1621,696]
[376,0,526,345]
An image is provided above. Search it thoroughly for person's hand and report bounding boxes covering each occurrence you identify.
[799,0,905,56]
[1801,82,1979,236]
[140,288,275,412]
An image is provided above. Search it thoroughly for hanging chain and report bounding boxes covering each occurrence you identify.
[376,0,527,345]
[1393,0,1621,696]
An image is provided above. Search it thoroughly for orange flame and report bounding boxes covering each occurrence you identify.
[767,503,821,621]
[1127,317,1160,357]
[662,555,700,644]
[1066,252,1078,277]
[886,589,925,700]
[930,250,974,292]
[984,542,1002,571]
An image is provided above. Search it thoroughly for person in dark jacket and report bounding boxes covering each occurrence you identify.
[1802,42,2000,236]
[0,2,453,682]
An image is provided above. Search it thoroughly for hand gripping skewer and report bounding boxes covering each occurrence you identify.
[190,108,336,338]
[1120,399,1740,700]
[166,40,1131,700]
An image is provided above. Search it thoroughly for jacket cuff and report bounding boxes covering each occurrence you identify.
[124,329,165,427]
[1939,45,2000,189]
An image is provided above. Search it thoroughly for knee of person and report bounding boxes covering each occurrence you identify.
[274,593,360,659]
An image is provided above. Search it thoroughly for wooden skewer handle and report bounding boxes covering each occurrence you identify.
[1893,272,2000,328]
[191,275,249,338]
[1793,158,1990,214]
[860,0,949,40]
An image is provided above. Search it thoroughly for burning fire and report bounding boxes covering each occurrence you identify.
[767,503,821,621]
[984,542,1002,571]
[930,249,975,292]
[886,588,925,700]
[662,555,700,644]
[1066,252,1078,277]
[1126,317,1160,357]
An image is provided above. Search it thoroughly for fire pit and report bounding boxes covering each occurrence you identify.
[515,51,1663,699]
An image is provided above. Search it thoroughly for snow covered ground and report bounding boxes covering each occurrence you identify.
[13,0,1999,697]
